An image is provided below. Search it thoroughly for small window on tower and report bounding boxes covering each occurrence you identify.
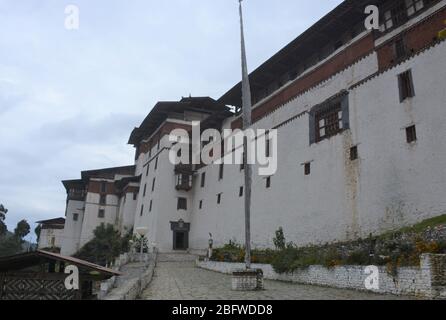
[398,70,415,102]
[133,193,137,201]
[73,213,79,221]
[140,205,144,217]
[201,172,206,188]
[304,162,311,176]
[146,164,150,176]
[265,131,271,157]
[143,184,147,197]
[149,200,153,212]
[239,186,244,197]
[199,200,203,210]
[99,195,106,205]
[217,193,222,205]
[155,157,158,170]
[394,37,407,61]
[152,178,156,192]
[266,177,271,189]
[240,152,245,171]
[406,125,417,143]
[98,209,105,218]
[350,146,359,161]
[177,198,187,210]
[219,164,224,181]
[100,182,107,193]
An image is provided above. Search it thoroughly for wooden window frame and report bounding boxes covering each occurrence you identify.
[177,198,187,211]
[406,125,417,143]
[398,70,415,102]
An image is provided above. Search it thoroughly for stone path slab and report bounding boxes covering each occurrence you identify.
[142,261,411,300]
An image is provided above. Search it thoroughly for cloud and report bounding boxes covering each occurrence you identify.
[0,0,343,239]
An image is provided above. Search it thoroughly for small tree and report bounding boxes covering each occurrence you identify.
[35,224,42,244]
[0,204,7,237]
[14,220,31,240]
[273,227,286,251]
[0,208,29,257]
[75,224,124,266]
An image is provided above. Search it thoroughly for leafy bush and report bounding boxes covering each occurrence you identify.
[75,224,131,266]
[273,227,286,250]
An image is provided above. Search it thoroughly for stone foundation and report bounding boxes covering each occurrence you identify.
[198,254,446,299]
[232,269,264,291]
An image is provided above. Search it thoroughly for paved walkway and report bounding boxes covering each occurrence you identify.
[141,259,408,300]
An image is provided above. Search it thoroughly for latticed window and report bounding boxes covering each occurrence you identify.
[394,37,407,60]
[380,0,437,33]
[315,103,343,142]
[177,198,187,210]
[405,0,424,16]
[380,1,409,32]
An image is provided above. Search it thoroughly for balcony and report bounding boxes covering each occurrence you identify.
[174,164,194,191]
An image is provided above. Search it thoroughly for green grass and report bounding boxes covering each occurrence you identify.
[394,214,446,234]
[211,214,446,274]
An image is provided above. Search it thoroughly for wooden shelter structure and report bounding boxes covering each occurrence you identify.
[0,250,120,300]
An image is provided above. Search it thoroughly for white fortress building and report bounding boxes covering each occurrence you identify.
[38,0,446,256]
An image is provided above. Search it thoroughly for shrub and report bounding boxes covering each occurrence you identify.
[273,227,286,250]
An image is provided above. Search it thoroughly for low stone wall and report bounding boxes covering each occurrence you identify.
[101,252,157,300]
[197,254,446,299]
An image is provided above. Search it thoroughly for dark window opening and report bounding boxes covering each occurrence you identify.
[99,194,106,205]
[155,157,158,170]
[140,205,144,217]
[350,146,359,161]
[201,172,206,188]
[73,213,79,221]
[177,197,187,210]
[304,163,311,176]
[143,184,147,197]
[333,40,343,51]
[240,152,245,171]
[100,182,107,193]
[239,186,244,197]
[98,209,105,218]
[219,164,224,181]
[217,193,222,204]
[266,177,271,189]
[152,178,156,192]
[146,164,150,176]
[398,70,415,102]
[133,193,137,201]
[394,37,408,60]
[265,131,271,157]
[406,125,417,143]
[149,200,153,212]
[199,200,203,210]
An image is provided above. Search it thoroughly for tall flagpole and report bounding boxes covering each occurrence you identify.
[239,0,252,270]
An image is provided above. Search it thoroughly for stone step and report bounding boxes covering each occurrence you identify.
[157,253,198,262]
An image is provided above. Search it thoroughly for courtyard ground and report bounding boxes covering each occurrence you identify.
[141,256,410,300]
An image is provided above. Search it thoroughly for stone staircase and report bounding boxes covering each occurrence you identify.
[157,252,198,263]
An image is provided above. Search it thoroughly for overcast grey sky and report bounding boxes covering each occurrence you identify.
[0,0,342,240]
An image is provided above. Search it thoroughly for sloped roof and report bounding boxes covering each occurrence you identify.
[218,0,384,107]
[128,97,230,145]
[35,218,65,225]
[0,250,121,278]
